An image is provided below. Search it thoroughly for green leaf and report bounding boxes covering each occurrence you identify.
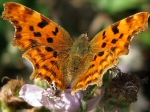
[81,100,88,112]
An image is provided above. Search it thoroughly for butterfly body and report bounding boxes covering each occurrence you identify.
[2,2,150,94]
[70,34,90,58]
[67,34,92,81]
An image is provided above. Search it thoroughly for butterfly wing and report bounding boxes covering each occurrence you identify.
[2,2,74,91]
[90,12,149,56]
[72,12,149,93]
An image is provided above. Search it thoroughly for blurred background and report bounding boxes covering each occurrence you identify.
[0,0,150,112]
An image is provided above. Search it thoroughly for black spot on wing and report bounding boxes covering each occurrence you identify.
[12,20,19,24]
[44,76,52,82]
[119,33,124,39]
[127,35,132,41]
[29,39,38,46]
[93,55,97,61]
[89,64,95,69]
[53,51,58,58]
[29,26,34,31]
[111,39,118,44]
[37,16,49,28]
[102,31,106,36]
[111,47,116,52]
[35,63,40,69]
[103,35,106,39]
[102,31,106,39]
[43,65,49,71]
[16,26,22,32]
[111,23,119,34]
[98,51,104,56]
[45,46,54,52]
[34,32,42,37]
[47,37,53,43]
[52,27,59,36]
[101,42,106,48]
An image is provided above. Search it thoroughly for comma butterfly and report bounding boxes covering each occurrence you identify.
[2,2,150,94]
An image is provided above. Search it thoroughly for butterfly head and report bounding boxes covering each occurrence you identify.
[79,32,89,41]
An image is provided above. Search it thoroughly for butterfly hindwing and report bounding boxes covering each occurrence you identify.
[71,50,118,93]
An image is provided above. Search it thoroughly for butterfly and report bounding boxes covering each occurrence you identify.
[2,2,149,94]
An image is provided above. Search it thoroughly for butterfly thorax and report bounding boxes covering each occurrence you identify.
[67,34,92,80]
[70,34,90,56]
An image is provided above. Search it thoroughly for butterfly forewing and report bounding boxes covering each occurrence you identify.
[2,2,74,51]
[90,12,149,56]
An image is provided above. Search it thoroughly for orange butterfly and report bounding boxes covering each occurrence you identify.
[2,2,149,94]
